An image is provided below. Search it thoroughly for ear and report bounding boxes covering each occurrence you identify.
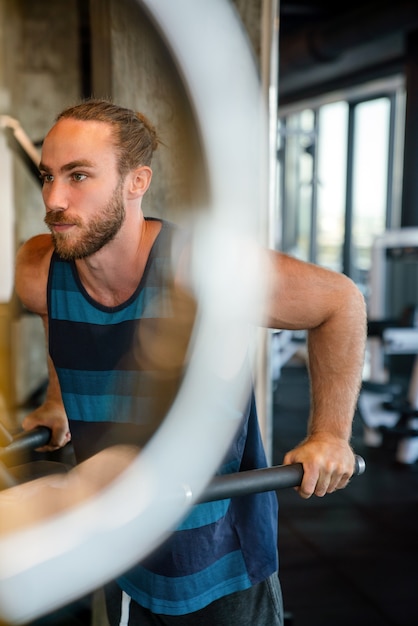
[127,166,153,199]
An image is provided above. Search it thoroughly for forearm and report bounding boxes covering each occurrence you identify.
[43,354,65,408]
[22,355,70,450]
[306,282,367,442]
[263,251,367,497]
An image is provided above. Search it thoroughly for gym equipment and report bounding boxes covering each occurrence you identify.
[359,228,418,463]
[0,425,71,492]
[0,425,366,500]
[0,115,40,170]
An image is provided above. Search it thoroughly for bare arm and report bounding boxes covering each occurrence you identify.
[15,235,70,450]
[261,250,367,498]
[0,445,138,535]
[21,327,71,450]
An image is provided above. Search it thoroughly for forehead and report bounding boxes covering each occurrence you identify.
[41,118,118,170]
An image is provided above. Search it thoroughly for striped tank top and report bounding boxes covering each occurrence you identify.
[47,218,278,615]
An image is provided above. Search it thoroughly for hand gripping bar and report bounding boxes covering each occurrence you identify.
[196,454,366,503]
[0,427,366,502]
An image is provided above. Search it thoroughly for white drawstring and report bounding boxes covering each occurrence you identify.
[118,591,131,626]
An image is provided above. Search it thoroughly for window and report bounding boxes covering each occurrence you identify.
[281,110,315,261]
[278,78,405,303]
[351,98,391,289]
[316,101,349,272]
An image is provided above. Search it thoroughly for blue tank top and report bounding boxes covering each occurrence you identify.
[47,218,278,615]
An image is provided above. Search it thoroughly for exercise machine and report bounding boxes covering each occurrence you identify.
[359,227,418,464]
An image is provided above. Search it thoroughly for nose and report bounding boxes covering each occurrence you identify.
[43,178,69,213]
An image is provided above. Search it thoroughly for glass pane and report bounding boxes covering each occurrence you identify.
[316,101,349,271]
[282,109,315,261]
[352,98,390,290]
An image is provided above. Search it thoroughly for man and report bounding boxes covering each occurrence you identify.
[13,99,366,625]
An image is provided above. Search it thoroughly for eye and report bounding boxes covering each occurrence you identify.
[72,172,87,182]
[39,173,53,185]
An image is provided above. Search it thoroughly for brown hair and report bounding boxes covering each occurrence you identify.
[56,98,160,176]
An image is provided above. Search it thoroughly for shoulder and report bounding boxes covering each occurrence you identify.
[15,234,54,315]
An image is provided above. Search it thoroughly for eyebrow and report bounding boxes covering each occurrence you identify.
[38,159,95,173]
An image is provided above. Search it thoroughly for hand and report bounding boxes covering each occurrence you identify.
[283,432,355,499]
[22,401,71,451]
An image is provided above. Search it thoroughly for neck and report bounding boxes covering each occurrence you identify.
[75,216,162,307]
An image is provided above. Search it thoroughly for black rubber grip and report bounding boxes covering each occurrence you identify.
[197,454,366,503]
[0,426,52,465]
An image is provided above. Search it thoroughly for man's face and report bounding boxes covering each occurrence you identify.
[40,118,126,260]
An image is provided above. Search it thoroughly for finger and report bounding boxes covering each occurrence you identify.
[297,471,321,499]
[60,430,71,445]
[312,470,337,497]
[334,472,352,491]
[314,478,330,497]
[323,468,352,494]
[37,430,71,452]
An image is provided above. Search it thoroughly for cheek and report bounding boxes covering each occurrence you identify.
[80,180,118,207]
[73,187,107,210]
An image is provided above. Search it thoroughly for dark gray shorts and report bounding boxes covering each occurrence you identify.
[105,573,283,626]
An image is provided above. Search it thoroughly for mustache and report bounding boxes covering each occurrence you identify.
[44,212,82,227]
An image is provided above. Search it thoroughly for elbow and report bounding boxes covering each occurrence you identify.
[339,275,368,337]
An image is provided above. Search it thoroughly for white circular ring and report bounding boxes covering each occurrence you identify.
[0,1,264,622]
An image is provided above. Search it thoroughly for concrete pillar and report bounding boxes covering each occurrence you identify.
[0,0,81,418]
[90,0,207,222]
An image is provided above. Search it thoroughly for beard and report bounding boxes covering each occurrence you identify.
[44,181,126,261]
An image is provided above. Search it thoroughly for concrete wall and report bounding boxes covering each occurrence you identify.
[91,0,208,223]
[0,0,81,416]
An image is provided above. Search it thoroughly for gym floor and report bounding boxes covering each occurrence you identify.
[273,360,418,626]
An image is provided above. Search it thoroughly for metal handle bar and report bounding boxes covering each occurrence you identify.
[0,427,366,502]
[197,454,365,503]
[0,426,52,466]
[0,426,53,490]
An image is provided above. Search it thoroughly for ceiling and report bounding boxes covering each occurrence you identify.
[279,0,362,38]
[278,0,418,105]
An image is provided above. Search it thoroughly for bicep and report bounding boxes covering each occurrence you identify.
[260,250,358,331]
